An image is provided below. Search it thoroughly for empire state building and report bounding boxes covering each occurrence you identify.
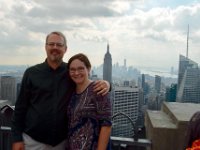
[103,43,112,83]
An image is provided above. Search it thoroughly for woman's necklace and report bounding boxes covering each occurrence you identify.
[74,87,89,116]
[76,80,91,94]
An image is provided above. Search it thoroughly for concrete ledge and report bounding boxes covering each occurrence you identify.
[147,111,176,129]
[145,102,200,150]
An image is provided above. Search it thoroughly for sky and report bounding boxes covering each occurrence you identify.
[0,0,200,72]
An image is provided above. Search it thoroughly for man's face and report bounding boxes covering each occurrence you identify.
[45,33,67,63]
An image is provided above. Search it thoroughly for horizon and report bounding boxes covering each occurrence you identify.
[0,63,178,79]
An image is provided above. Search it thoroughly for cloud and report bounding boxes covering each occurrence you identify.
[0,0,200,71]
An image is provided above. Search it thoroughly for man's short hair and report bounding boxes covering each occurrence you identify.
[46,31,67,47]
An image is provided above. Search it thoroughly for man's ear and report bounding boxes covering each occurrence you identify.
[64,46,67,53]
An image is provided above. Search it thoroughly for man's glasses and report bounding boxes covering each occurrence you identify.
[69,67,85,73]
[46,42,64,48]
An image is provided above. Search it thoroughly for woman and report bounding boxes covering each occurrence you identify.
[67,53,112,150]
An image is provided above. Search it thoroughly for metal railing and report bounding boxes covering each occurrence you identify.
[0,107,152,150]
[112,112,152,150]
[0,126,12,150]
[0,105,14,150]
[0,128,152,150]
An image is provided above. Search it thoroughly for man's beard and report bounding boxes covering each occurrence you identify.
[49,54,63,63]
[48,49,63,63]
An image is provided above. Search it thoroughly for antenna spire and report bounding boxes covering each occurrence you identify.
[186,24,189,58]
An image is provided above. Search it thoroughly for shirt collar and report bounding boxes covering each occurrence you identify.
[43,59,67,72]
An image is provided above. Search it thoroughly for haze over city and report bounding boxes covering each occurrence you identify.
[0,0,200,73]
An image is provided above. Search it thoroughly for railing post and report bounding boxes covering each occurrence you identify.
[0,126,12,150]
[0,105,14,150]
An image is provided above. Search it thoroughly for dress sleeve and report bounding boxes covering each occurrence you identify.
[96,93,112,127]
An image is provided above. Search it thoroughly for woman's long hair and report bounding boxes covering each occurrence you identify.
[185,111,200,148]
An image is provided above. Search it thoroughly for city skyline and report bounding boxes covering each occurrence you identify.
[0,0,200,72]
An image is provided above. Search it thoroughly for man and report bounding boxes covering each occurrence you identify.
[11,31,110,150]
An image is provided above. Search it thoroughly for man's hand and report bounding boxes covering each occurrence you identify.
[12,142,25,150]
[93,80,110,96]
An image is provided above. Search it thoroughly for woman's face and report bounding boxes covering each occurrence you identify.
[69,59,90,85]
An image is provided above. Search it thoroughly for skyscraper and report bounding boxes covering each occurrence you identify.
[103,43,112,83]
[142,74,145,90]
[165,84,177,102]
[1,76,18,105]
[124,59,126,68]
[176,55,200,103]
[155,75,161,93]
[112,86,139,137]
